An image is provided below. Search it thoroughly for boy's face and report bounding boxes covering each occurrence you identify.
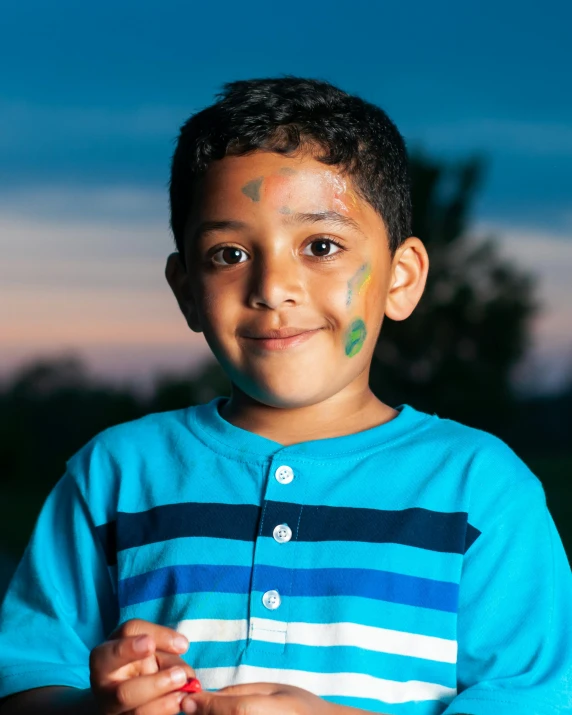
[167,150,425,409]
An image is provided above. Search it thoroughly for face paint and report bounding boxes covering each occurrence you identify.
[345,189,359,210]
[241,177,263,202]
[345,318,367,357]
[263,173,292,206]
[330,174,350,214]
[278,206,292,214]
[278,166,297,176]
[346,263,372,307]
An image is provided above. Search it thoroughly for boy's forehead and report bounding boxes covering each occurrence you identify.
[197,151,363,215]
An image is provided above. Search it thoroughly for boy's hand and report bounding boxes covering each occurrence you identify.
[180,683,339,715]
[89,618,195,715]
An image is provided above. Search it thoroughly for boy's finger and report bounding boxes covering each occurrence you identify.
[90,635,157,682]
[102,665,190,715]
[154,651,197,679]
[213,682,279,696]
[111,618,190,654]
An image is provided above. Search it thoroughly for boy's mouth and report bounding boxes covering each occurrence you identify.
[240,326,323,351]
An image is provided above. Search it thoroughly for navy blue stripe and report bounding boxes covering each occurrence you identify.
[119,564,458,612]
[262,501,478,555]
[116,502,261,553]
[102,501,479,566]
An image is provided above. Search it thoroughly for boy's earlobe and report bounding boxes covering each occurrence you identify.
[165,252,203,333]
[384,238,429,321]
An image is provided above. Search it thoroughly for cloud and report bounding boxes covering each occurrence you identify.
[0,189,172,265]
[0,198,213,388]
[0,184,170,227]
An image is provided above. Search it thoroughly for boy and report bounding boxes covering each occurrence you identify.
[0,77,571,715]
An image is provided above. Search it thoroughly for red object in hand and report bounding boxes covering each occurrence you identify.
[177,677,202,693]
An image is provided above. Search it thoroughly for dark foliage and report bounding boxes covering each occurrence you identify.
[370,153,539,434]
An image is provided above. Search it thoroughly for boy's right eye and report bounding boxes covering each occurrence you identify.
[211,246,249,265]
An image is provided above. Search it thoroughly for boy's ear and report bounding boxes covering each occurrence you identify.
[165,252,203,333]
[384,237,429,321]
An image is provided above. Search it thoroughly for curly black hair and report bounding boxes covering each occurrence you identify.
[169,77,411,260]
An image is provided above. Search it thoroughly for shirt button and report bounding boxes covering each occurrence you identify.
[262,589,281,610]
[273,523,292,543]
[275,465,294,484]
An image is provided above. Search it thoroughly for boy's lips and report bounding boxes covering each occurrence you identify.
[240,326,323,350]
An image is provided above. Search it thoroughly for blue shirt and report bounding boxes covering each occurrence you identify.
[0,398,571,714]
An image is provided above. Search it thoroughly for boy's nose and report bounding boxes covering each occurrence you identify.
[247,256,304,310]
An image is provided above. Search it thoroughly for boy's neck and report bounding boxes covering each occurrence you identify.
[219,383,399,446]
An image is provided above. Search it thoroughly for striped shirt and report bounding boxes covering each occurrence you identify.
[1,397,571,714]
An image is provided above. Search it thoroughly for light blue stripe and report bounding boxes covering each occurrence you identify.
[290,540,463,582]
[242,642,456,687]
[185,641,248,669]
[118,537,256,576]
[120,591,249,623]
[324,695,451,714]
[119,536,462,583]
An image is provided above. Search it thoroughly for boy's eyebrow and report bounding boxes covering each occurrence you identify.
[192,219,247,242]
[281,210,366,237]
[192,211,366,241]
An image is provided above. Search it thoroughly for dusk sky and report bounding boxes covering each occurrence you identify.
[1,0,571,394]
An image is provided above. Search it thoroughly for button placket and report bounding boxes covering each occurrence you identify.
[248,460,301,653]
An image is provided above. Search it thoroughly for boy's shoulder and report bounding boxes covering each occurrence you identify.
[421,409,545,517]
[64,406,195,491]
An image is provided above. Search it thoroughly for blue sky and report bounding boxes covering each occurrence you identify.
[1,0,571,392]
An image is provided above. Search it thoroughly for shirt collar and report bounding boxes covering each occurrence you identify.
[187,396,434,463]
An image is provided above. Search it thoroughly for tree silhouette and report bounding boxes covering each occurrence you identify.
[370,154,539,432]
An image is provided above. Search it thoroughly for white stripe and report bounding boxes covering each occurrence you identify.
[176,618,247,643]
[175,618,457,663]
[195,664,457,705]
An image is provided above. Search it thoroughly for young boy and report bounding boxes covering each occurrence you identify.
[0,77,570,715]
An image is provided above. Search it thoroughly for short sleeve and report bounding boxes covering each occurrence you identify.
[444,471,572,714]
[0,472,119,700]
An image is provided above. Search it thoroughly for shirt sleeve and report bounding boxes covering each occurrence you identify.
[0,471,119,700]
[443,464,572,714]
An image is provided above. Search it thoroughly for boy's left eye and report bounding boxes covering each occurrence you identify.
[303,239,342,258]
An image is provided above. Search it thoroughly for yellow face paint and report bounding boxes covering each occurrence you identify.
[346,263,372,307]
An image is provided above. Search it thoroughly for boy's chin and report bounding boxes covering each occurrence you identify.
[238,375,336,410]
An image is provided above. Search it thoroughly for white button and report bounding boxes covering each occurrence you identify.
[275,465,294,484]
[273,524,292,543]
[262,589,281,610]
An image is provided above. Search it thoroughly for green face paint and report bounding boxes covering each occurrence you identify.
[345,318,367,357]
[346,263,372,307]
[241,177,263,202]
